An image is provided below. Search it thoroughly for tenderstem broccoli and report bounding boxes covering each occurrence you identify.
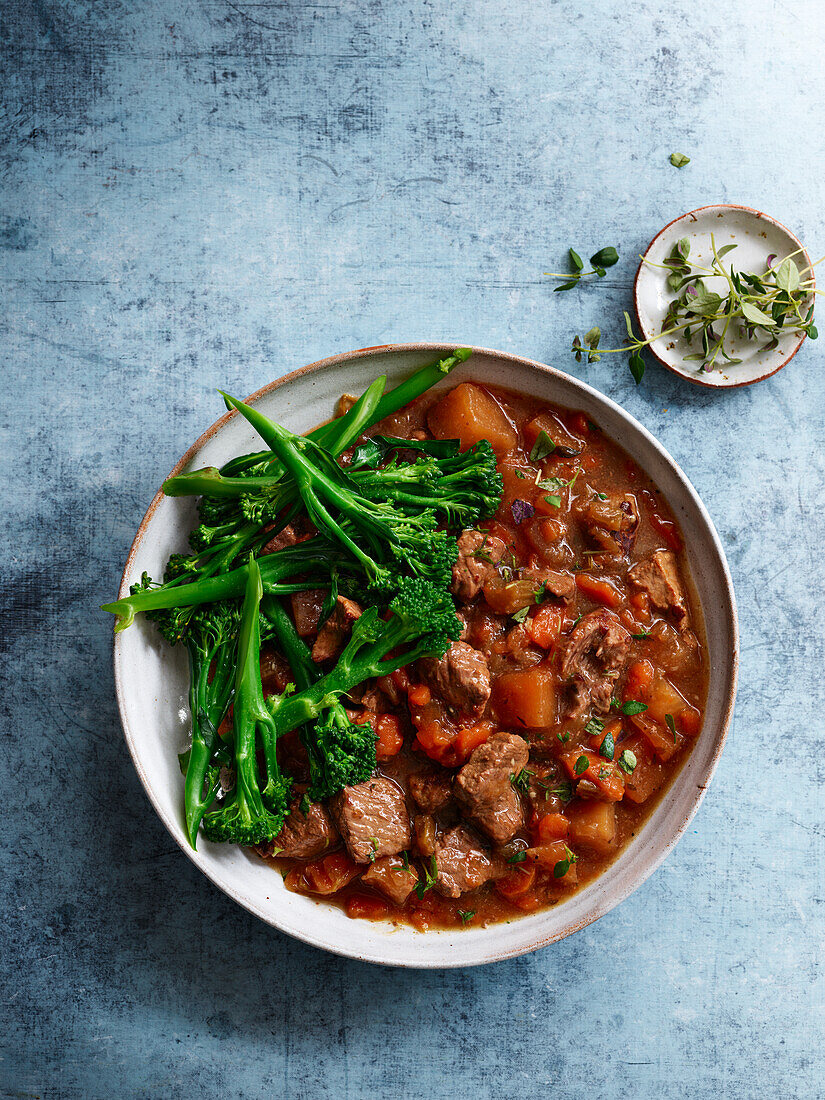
[200,558,293,845]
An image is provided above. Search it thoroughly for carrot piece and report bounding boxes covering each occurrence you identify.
[428,382,517,455]
[621,735,668,804]
[575,572,622,609]
[345,893,391,921]
[285,852,360,896]
[407,684,431,707]
[375,715,404,760]
[454,723,494,762]
[529,604,562,649]
[495,864,536,900]
[589,718,621,753]
[629,712,682,762]
[535,813,570,844]
[678,707,702,736]
[624,659,655,701]
[561,750,625,801]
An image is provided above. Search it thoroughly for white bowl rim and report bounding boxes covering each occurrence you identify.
[633,203,814,389]
[112,341,739,967]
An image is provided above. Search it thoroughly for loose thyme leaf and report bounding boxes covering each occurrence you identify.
[573,754,589,776]
[511,605,530,623]
[621,700,648,716]
[590,246,619,268]
[569,248,584,272]
[599,729,616,760]
[629,352,645,385]
[554,280,579,293]
[584,716,605,737]
[665,713,678,744]
[529,431,556,462]
[544,494,562,508]
[457,909,476,924]
[617,749,638,775]
[507,850,527,864]
[670,152,691,167]
[741,300,775,327]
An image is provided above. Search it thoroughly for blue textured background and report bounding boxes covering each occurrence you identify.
[3,2,824,1097]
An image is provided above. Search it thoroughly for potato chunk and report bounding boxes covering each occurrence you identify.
[428,383,517,455]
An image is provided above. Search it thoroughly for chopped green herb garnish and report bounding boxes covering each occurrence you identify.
[299,794,311,815]
[511,605,530,623]
[573,754,589,776]
[557,730,571,744]
[584,716,605,738]
[515,470,528,480]
[368,837,379,862]
[665,713,678,744]
[529,431,556,462]
[598,729,615,760]
[414,853,439,899]
[510,768,534,796]
[631,630,650,639]
[545,494,562,509]
[618,749,638,775]
[401,850,410,870]
[507,850,527,864]
[552,781,574,802]
[553,845,579,879]
[457,909,476,925]
[621,700,648,716]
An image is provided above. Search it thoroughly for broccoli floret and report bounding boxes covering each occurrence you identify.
[201,559,292,845]
[264,576,460,740]
[352,438,503,528]
[261,594,378,801]
[304,709,376,801]
[220,392,460,590]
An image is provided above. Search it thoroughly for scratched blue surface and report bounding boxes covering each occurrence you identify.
[2,1,824,1096]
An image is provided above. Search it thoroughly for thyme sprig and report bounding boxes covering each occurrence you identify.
[546,246,620,292]
[574,235,819,383]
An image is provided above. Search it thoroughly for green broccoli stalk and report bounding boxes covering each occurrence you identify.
[219,347,471,479]
[220,392,457,591]
[101,539,343,632]
[263,577,460,737]
[261,596,377,801]
[200,559,292,845]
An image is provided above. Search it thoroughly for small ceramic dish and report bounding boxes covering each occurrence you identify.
[634,204,814,388]
[112,343,738,967]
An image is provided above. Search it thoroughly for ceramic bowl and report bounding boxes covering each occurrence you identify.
[634,204,814,388]
[112,343,738,967]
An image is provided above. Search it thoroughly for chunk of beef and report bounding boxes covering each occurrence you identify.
[291,589,327,638]
[434,825,505,898]
[560,609,631,718]
[531,566,576,602]
[261,522,300,556]
[261,516,316,555]
[361,855,418,906]
[627,550,689,628]
[409,769,454,813]
[259,797,338,861]
[454,732,529,844]
[330,776,411,864]
[311,596,363,662]
[451,529,507,601]
[418,641,491,716]
[577,491,640,556]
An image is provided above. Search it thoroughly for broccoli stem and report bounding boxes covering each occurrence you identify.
[101,541,336,630]
[183,634,234,848]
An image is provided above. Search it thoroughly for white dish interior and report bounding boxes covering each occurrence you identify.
[113,344,738,967]
[634,205,813,388]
